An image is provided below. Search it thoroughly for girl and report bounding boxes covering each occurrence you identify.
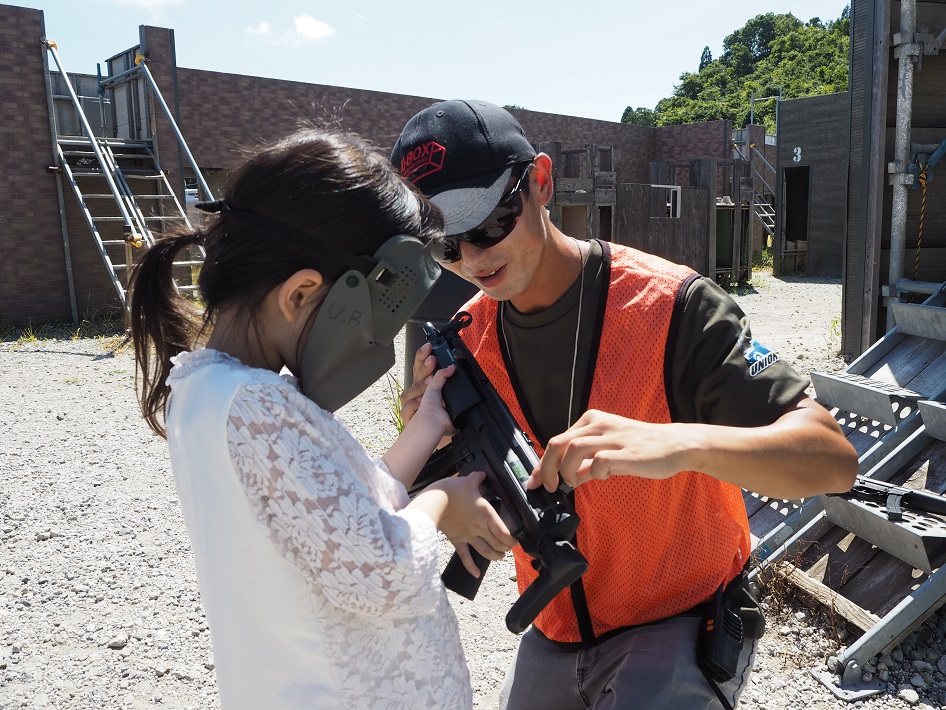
[130,128,514,709]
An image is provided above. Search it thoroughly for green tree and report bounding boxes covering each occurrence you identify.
[621,106,657,127]
[640,6,850,132]
[699,46,713,71]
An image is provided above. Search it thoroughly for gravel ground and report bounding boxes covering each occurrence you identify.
[1,268,944,709]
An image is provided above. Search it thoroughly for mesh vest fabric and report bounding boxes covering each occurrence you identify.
[459,245,752,643]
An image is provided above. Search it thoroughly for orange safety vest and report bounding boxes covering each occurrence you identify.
[459,244,751,643]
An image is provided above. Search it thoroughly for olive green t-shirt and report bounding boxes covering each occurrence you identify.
[499,240,810,447]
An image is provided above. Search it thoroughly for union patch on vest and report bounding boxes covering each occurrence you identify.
[743,339,780,377]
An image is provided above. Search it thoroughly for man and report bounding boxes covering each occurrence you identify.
[392,100,857,709]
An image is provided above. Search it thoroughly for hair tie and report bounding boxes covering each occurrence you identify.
[195,199,229,214]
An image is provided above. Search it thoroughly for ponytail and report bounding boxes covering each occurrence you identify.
[130,231,205,437]
[128,127,444,438]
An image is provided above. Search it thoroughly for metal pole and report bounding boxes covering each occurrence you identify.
[43,41,141,241]
[41,40,78,323]
[887,0,918,328]
[135,58,213,200]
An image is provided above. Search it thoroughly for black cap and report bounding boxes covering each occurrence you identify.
[391,100,536,234]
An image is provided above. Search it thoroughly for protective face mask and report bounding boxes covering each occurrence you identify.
[299,234,440,411]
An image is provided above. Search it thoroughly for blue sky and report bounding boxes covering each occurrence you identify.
[21,0,851,123]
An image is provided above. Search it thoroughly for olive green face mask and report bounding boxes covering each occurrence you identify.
[299,234,439,411]
[195,200,440,412]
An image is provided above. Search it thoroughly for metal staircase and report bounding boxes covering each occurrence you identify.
[752,190,776,236]
[732,141,776,238]
[43,40,212,311]
[747,283,946,700]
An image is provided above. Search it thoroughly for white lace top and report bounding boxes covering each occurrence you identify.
[165,349,471,710]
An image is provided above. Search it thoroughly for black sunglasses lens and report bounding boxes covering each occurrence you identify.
[430,238,461,264]
[467,201,520,247]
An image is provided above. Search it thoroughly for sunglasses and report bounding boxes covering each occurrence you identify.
[429,162,533,264]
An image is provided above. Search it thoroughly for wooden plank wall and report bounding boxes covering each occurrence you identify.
[615,184,710,274]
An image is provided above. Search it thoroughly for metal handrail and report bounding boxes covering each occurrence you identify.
[755,171,775,197]
[44,40,143,242]
[135,57,213,201]
[751,145,776,175]
[733,142,776,195]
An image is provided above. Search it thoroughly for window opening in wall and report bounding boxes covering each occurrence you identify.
[562,206,588,239]
[563,151,581,178]
[783,166,810,244]
[598,149,612,173]
[650,184,681,218]
[599,206,612,241]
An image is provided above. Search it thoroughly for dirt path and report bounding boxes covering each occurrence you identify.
[1,269,940,709]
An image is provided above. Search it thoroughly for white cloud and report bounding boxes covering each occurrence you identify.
[244,15,335,45]
[245,21,273,37]
[293,15,335,41]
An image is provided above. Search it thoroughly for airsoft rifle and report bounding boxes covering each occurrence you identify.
[408,312,588,633]
[827,475,946,521]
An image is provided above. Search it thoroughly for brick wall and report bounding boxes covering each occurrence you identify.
[654,120,731,162]
[170,66,656,187]
[0,13,750,325]
[652,119,735,199]
[173,67,439,172]
[0,5,73,325]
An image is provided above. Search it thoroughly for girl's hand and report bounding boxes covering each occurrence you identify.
[409,363,457,441]
[399,342,439,426]
[415,471,516,577]
[383,364,457,490]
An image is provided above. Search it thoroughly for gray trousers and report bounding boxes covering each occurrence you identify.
[498,615,756,710]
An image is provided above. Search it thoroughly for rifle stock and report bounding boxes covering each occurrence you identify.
[828,475,946,520]
[409,312,588,633]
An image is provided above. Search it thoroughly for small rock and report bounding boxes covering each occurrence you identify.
[106,634,128,650]
[898,687,921,704]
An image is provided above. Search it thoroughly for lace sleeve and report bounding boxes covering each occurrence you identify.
[226,379,443,618]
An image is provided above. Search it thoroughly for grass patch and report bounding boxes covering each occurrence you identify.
[824,314,842,356]
[753,247,774,271]
[2,310,129,351]
[385,373,405,435]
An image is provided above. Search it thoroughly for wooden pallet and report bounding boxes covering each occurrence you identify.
[745,287,946,699]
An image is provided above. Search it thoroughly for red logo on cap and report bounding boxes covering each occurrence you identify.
[400,141,446,183]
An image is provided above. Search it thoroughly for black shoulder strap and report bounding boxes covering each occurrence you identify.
[663,272,702,423]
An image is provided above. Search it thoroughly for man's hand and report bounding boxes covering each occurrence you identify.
[528,399,858,500]
[528,410,689,492]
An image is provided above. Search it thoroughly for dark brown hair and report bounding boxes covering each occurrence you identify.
[130,128,442,437]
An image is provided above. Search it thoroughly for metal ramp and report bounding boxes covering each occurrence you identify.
[746,284,946,700]
[42,40,212,312]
